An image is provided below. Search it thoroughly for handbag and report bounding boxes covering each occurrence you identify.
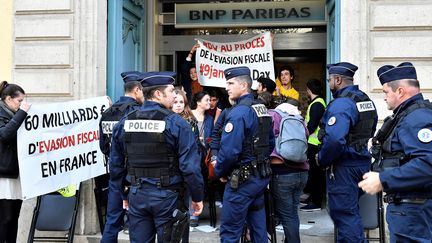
[204,148,216,180]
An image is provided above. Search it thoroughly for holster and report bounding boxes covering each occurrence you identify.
[162,209,188,243]
[162,186,188,243]
[372,157,401,172]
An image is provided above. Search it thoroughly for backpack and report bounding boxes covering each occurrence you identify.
[274,109,308,163]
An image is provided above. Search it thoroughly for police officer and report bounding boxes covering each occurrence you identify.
[317,62,378,242]
[213,66,274,242]
[99,71,144,243]
[359,62,432,242]
[110,71,204,243]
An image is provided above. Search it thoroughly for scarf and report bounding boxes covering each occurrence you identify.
[0,100,15,118]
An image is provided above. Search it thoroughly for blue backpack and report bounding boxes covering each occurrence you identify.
[274,109,308,163]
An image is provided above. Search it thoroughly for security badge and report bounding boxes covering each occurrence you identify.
[225,122,233,133]
[327,116,336,126]
[124,120,166,133]
[417,128,432,143]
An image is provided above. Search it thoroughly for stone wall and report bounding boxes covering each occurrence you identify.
[341,0,432,121]
[14,0,107,241]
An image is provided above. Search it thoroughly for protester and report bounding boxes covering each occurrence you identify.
[190,91,213,227]
[274,65,299,100]
[191,91,214,153]
[182,44,202,101]
[257,77,276,95]
[269,100,309,243]
[359,62,432,242]
[109,72,204,242]
[206,89,222,123]
[213,66,274,242]
[172,88,200,242]
[318,62,378,242]
[301,79,327,212]
[0,81,31,243]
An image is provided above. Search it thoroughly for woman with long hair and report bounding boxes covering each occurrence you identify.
[190,91,213,227]
[0,81,31,243]
[172,88,202,235]
[191,91,214,151]
[173,88,196,125]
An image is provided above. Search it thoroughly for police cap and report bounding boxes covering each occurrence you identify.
[224,66,251,80]
[327,62,358,78]
[377,62,417,85]
[140,71,176,87]
[257,77,276,94]
[121,71,144,83]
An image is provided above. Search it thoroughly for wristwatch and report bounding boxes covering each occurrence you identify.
[211,155,217,161]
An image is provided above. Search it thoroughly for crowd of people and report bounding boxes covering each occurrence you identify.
[0,55,431,243]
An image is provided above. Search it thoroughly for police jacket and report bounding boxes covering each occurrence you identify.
[99,96,140,155]
[110,101,204,202]
[318,85,378,167]
[215,94,275,178]
[379,94,432,199]
[0,102,27,178]
[209,107,232,157]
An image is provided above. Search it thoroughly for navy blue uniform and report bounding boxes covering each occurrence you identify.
[379,94,432,242]
[110,101,204,243]
[209,107,231,157]
[318,85,377,242]
[100,96,140,243]
[215,94,274,243]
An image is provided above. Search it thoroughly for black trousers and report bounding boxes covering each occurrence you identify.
[0,199,22,243]
[304,144,326,206]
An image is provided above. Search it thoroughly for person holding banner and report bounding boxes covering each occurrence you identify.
[99,71,144,243]
[274,65,300,101]
[110,72,204,243]
[213,66,274,243]
[182,44,202,101]
[0,81,31,243]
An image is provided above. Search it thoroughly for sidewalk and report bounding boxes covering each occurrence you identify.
[81,202,335,243]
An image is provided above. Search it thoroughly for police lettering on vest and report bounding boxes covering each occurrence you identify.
[101,121,118,135]
[356,101,375,112]
[251,104,271,118]
[124,120,166,133]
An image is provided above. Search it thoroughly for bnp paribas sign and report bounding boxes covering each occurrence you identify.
[175,1,325,28]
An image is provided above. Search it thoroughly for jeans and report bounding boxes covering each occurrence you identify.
[271,172,308,243]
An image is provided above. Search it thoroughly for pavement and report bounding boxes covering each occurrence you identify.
[79,201,337,243]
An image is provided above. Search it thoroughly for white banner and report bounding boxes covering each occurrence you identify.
[196,32,275,88]
[17,96,111,199]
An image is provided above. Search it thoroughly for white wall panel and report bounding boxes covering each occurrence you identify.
[15,0,72,12]
[14,70,73,95]
[370,34,432,59]
[15,43,72,66]
[15,15,73,39]
[371,2,432,29]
